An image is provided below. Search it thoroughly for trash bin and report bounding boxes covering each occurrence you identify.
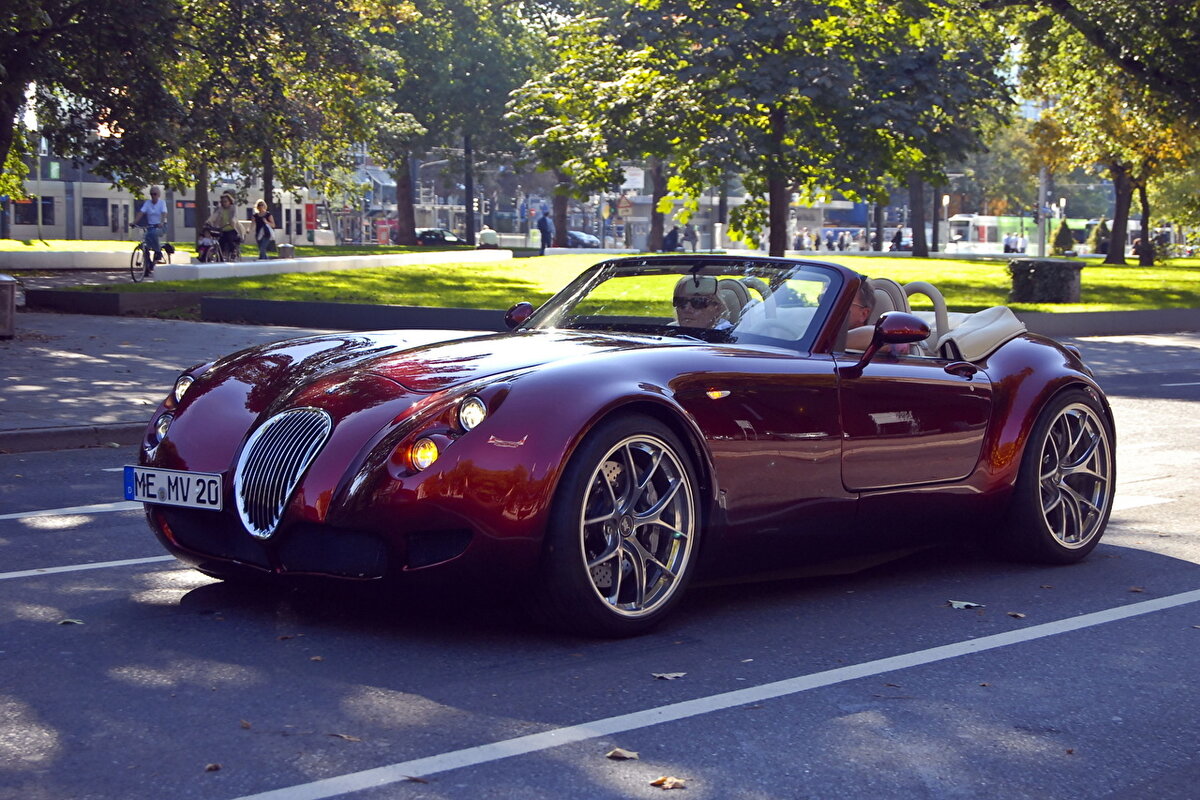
[0,274,15,339]
[1007,258,1084,303]
[277,243,295,259]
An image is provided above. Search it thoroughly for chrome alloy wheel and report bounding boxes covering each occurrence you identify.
[577,434,696,617]
[1035,402,1113,549]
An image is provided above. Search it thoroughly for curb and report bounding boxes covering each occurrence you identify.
[0,423,146,454]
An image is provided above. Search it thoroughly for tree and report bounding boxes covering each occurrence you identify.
[0,0,178,187]
[1020,12,1198,265]
[372,0,548,244]
[982,0,1200,125]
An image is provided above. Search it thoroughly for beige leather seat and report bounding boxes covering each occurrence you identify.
[936,306,1026,361]
[717,278,752,323]
[866,277,910,324]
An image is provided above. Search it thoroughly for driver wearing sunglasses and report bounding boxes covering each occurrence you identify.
[673,275,732,330]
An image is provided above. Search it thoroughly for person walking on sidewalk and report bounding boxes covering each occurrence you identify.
[537,211,554,255]
[253,200,276,260]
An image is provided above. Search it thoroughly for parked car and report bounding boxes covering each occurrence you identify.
[413,227,467,246]
[126,255,1115,636]
[567,230,601,248]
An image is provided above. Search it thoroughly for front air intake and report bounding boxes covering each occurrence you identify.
[234,408,332,539]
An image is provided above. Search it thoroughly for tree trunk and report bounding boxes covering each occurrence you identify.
[648,157,667,252]
[873,201,884,251]
[1105,162,1132,265]
[552,181,569,248]
[1137,182,1154,265]
[767,108,788,257]
[195,162,209,246]
[463,133,475,246]
[393,152,416,245]
[908,174,928,258]
[262,150,275,221]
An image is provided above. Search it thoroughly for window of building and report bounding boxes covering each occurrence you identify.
[82,197,108,227]
[13,197,54,226]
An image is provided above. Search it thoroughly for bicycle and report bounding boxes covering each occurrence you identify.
[130,224,172,282]
[199,225,243,263]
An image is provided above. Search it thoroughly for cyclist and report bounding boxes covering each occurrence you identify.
[205,191,242,261]
[132,186,167,272]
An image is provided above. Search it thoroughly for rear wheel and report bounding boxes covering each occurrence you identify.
[534,415,700,637]
[1000,388,1114,563]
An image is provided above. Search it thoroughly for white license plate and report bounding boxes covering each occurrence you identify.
[124,466,224,511]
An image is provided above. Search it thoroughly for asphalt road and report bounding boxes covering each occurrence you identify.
[1,334,1198,800]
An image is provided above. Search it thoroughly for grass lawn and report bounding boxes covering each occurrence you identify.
[15,245,1200,316]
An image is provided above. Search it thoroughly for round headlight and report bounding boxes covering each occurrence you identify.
[154,413,173,443]
[173,375,195,404]
[410,437,440,471]
[458,396,487,431]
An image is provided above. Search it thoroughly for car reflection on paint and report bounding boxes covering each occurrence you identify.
[127,254,1116,637]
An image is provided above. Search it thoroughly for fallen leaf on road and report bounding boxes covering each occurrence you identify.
[947,600,984,609]
[606,748,639,760]
[240,720,252,729]
[328,733,361,742]
[310,656,324,662]
[650,776,686,789]
[404,776,429,783]
[277,634,304,640]
[652,672,686,680]
[204,763,221,772]
[1007,612,1027,619]
[1040,585,1054,589]
[57,619,84,625]
[1129,587,1145,593]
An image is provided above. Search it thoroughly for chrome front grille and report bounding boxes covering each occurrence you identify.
[234,408,333,539]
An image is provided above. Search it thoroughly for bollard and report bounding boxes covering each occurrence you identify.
[0,274,15,339]
[277,243,295,259]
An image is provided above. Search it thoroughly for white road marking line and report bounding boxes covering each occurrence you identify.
[0,556,175,581]
[1112,496,1172,512]
[0,501,142,521]
[231,588,1200,800]
[1162,381,1200,387]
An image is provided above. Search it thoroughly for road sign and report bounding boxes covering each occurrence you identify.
[616,196,633,218]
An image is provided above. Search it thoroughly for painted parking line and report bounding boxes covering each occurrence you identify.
[0,501,142,521]
[0,556,175,581]
[231,587,1200,800]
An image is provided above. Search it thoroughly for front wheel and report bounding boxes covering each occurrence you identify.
[533,415,701,637]
[999,388,1115,563]
[130,246,146,282]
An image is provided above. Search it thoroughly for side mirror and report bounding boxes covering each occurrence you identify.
[837,312,930,378]
[504,301,535,330]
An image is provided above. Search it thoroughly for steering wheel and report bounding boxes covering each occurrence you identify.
[903,280,948,349]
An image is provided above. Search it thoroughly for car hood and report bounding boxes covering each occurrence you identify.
[207,328,663,398]
[361,330,656,392]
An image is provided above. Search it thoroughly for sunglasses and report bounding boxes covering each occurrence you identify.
[673,296,717,309]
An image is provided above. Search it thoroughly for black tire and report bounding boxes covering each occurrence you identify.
[1000,388,1115,563]
[130,246,146,282]
[533,414,701,637]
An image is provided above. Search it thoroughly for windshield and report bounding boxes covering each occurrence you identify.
[522,256,842,349]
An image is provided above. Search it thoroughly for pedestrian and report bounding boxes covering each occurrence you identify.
[536,211,554,255]
[132,186,167,272]
[478,224,499,249]
[662,225,681,252]
[252,200,276,260]
[891,228,903,251]
[682,223,698,252]
[205,191,242,261]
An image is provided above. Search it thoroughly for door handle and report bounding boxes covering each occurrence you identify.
[944,361,979,379]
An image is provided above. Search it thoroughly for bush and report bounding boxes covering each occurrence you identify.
[1086,218,1110,254]
[1052,219,1075,255]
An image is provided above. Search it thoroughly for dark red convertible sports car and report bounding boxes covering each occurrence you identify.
[125,255,1115,636]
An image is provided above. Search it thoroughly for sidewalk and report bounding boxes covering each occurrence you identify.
[0,310,328,453]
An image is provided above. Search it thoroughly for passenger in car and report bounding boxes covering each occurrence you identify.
[673,275,732,330]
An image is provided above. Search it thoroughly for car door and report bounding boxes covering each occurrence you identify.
[836,353,993,491]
